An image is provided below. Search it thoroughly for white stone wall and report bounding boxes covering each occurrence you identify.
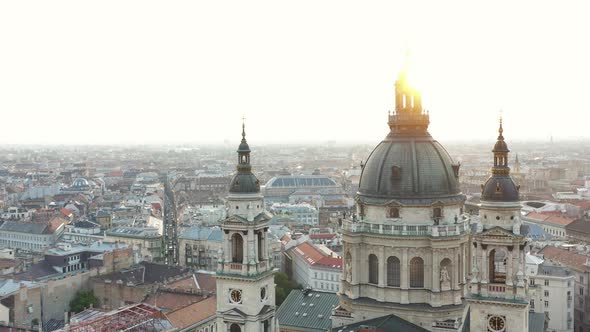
[530,275,574,332]
[311,267,341,293]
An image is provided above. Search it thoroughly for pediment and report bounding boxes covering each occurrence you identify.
[480,226,517,238]
[384,199,404,207]
[221,308,248,319]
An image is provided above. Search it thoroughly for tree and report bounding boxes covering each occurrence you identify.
[275,272,300,306]
[69,290,99,313]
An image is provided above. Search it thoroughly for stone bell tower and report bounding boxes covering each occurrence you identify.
[467,118,530,332]
[216,122,277,332]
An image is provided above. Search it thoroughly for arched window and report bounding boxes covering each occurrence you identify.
[388,207,400,218]
[387,256,401,287]
[410,257,424,288]
[368,254,379,284]
[489,249,506,283]
[231,233,243,263]
[230,324,241,332]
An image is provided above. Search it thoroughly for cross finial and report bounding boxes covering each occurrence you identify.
[498,110,504,136]
[241,116,246,139]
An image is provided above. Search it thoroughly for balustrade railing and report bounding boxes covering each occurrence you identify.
[342,218,470,237]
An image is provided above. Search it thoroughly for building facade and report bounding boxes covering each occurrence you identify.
[527,255,574,332]
[288,242,342,293]
[105,226,163,262]
[178,225,223,272]
[539,245,590,332]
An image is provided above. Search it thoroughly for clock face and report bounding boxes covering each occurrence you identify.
[230,289,242,304]
[488,315,506,332]
[260,286,267,300]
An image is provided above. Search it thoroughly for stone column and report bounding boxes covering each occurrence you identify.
[506,248,513,286]
[480,245,488,284]
[378,247,385,288]
[452,248,459,290]
[432,249,440,292]
[401,248,409,304]
[351,244,359,284]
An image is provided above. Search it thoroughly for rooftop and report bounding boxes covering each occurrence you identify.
[106,226,161,239]
[266,175,338,188]
[332,314,428,332]
[178,225,223,242]
[291,242,342,270]
[539,246,590,272]
[166,296,217,330]
[276,289,338,332]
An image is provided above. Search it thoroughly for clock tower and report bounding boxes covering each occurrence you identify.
[216,123,277,332]
[466,119,530,332]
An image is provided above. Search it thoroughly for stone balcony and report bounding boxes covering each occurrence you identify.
[341,216,471,238]
[219,260,271,276]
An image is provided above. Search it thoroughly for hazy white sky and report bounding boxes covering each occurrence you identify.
[1,0,589,145]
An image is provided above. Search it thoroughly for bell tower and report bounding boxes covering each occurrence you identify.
[467,119,530,332]
[216,122,277,332]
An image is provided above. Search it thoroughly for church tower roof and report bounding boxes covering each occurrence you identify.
[481,118,520,202]
[229,121,261,194]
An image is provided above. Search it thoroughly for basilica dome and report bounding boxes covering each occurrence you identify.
[358,71,462,204]
[358,133,461,203]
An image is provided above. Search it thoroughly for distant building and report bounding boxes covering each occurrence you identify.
[287,242,342,293]
[0,279,41,330]
[0,219,65,251]
[62,220,103,243]
[178,225,223,271]
[90,262,196,310]
[523,212,576,239]
[105,226,163,262]
[270,203,319,225]
[565,217,590,243]
[527,254,574,332]
[539,246,590,332]
[263,174,343,205]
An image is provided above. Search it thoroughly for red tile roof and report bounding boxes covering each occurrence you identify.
[45,217,66,234]
[292,242,341,270]
[167,296,217,329]
[60,208,73,217]
[292,242,325,266]
[108,170,124,177]
[315,256,342,269]
[145,292,204,312]
[526,212,576,226]
[539,246,590,272]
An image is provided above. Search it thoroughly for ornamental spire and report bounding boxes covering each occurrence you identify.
[388,49,429,136]
[492,115,510,175]
[237,120,251,171]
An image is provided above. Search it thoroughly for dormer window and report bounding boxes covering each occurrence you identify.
[388,207,400,218]
[433,207,442,224]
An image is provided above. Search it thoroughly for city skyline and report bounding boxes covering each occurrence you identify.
[1,0,589,145]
